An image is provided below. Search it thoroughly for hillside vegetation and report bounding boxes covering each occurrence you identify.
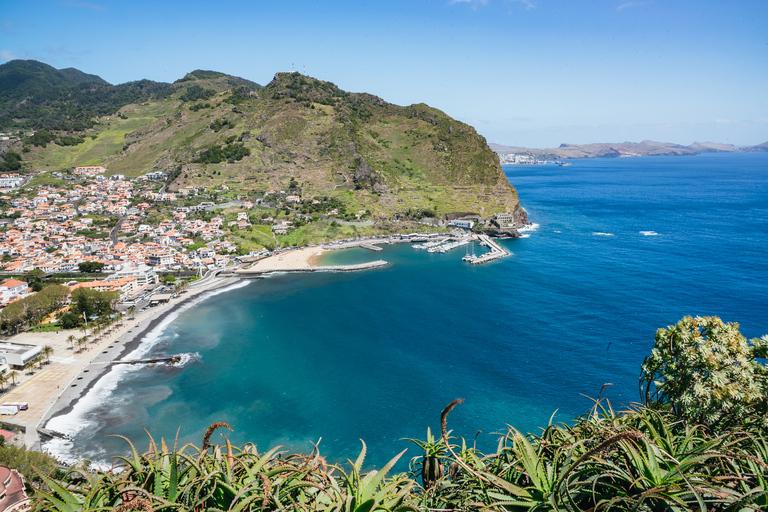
[5,61,521,222]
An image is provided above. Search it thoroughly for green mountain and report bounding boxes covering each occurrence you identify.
[0,59,169,131]
[2,61,523,224]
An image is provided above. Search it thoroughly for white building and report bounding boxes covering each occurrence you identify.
[448,220,474,230]
[494,212,515,227]
[0,279,29,304]
[148,252,175,266]
[0,342,42,368]
[0,175,24,189]
[107,265,158,286]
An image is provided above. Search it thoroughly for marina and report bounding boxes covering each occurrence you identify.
[411,234,511,263]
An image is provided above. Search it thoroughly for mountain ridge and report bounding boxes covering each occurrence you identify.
[1,60,523,227]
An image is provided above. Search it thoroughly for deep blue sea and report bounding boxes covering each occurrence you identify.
[47,152,768,468]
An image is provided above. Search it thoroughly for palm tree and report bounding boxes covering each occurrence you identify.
[0,373,7,391]
[8,370,18,386]
[67,334,76,350]
[77,337,88,353]
[42,345,54,364]
[128,306,136,320]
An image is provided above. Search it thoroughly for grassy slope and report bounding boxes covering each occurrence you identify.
[25,73,520,220]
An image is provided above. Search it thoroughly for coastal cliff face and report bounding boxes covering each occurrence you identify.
[6,61,523,223]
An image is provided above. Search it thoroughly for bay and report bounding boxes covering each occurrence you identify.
[47,152,768,467]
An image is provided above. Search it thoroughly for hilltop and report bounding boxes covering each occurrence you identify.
[1,60,525,233]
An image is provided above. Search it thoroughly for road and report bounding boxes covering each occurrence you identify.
[110,215,127,244]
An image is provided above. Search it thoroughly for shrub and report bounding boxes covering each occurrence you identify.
[640,315,768,430]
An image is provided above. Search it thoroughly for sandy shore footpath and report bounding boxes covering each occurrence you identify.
[241,246,327,272]
[237,237,414,274]
[0,277,240,449]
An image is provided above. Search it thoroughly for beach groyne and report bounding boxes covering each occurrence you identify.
[233,259,391,276]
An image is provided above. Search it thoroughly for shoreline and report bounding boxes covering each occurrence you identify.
[40,277,242,428]
[22,233,449,451]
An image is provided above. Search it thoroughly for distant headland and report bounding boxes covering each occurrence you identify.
[491,139,768,163]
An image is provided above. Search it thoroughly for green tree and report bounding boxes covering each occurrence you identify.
[78,261,105,273]
[0,151,22,172]
[0,300,26,333]
[640,315,768,430]
[70,288,119,319]
[37,284,70,312]
[0,445,59,488]
[59,311,81,329]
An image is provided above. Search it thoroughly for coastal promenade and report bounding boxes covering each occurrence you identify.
[0,277,239,450]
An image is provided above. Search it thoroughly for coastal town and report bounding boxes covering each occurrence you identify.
[0,162,516,472]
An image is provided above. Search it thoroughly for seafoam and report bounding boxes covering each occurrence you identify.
[43,280,250,465]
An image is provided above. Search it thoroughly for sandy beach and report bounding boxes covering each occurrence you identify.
[241,246,327,272]
[0,276,240,449]
[2,237,400,450]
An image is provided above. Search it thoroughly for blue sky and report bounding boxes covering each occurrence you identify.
[1,0,766,148]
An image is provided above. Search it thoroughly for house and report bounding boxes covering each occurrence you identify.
[148,251,175,266]
[0,279,29,304]
[448,219,474,230]
[0,464,30,511]
[493,212,515,227]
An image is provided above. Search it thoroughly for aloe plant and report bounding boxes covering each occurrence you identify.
[405,427,449,489]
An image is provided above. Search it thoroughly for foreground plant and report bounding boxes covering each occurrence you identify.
[29,315,768,511]
[640,315,768,431]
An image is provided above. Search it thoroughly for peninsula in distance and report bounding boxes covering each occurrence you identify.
[491,139,768,163]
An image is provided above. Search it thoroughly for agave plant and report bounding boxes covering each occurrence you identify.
[405,427,448,489]
[32,467,123,512]
[333,440,417,512]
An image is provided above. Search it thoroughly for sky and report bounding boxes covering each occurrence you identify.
[1,0,767,148]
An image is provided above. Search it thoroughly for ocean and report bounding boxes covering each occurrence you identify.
[46,152,768,468]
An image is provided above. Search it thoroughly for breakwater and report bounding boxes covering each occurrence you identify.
[233,259,391,276]
[470,234,511,264]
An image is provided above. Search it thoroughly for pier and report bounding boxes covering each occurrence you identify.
[360,244,384,252]
[89,355,183,366]
[236,259,391,276]
[469,234,511,264]
[111,355,182,365]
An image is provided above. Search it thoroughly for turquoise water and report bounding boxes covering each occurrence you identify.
[47,152,768,467]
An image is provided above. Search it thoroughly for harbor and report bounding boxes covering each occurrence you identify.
[411,233,511,264]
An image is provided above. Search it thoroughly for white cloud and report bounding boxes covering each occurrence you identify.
[0,49,20,61]
[449,0,489,5]
[449,0,535,8]
[617,1,649,11]
[510,0,536,8]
